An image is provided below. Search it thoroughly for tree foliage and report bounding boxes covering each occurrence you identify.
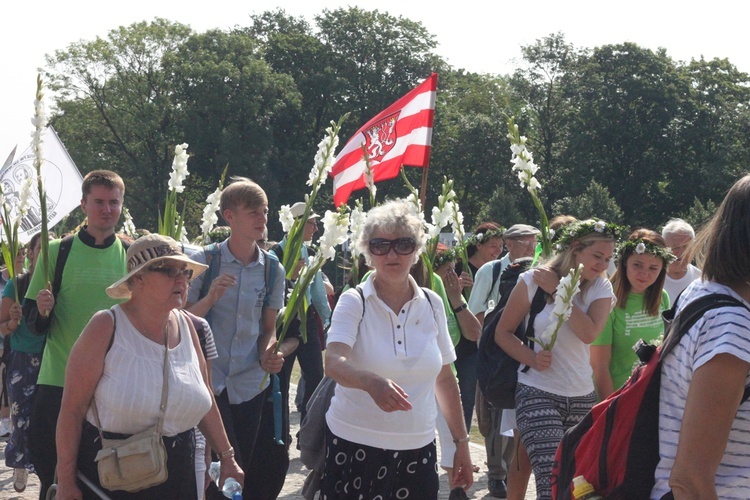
[42,15,750,240]
[551,180,625,224]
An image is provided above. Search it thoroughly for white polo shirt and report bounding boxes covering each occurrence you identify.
[326,273,456,450]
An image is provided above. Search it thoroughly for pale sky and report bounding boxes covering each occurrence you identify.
[2,0,747,160]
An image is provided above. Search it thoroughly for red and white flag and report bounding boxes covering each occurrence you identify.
[332,73,437,207]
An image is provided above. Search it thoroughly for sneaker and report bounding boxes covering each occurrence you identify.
[488,478,507,498]
[13,468,28,493]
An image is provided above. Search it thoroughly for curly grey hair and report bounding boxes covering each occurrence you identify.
[355,199,426,266]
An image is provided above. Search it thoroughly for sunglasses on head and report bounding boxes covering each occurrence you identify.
[148,265,193,280]
[369,237,417,256]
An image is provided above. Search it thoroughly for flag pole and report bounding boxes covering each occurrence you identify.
[419,163,429,209]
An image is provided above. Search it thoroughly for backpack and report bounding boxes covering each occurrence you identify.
[551,293,750,500]
[23,234,130,336]
[477,259,547,409]
[485,259,504,305]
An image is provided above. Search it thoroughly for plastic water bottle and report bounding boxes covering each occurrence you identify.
[208,461,243,500]
[572,475,603,500]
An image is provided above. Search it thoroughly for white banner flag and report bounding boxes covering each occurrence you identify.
[0,126,83,244]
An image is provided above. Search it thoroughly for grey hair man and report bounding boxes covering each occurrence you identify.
[661,218,701,304]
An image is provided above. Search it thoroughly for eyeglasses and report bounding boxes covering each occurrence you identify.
[148,265,193,280]
[369,237,417,256]
[511,239,537,247]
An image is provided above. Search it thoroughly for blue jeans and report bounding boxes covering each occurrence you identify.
[453,350,478,431]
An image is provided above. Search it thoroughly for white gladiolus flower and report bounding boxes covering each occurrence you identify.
[431,206,445,229]
[307,125,340,188]
[168,143,190,193]
[534,264,584,350]
[17,178,33,217]
[510,143,525,156]
[539,326,554,346]
[405,192,423,219]
[199,187,222,242]
[31,84,47,173]
[317,210,350,262]
[348,205,367,257]
[122,207,137,238]
[279,205,295,233]
[426,222,441,240]
[176,224,189,245]
[509,131,543,194]
[448,201,465,244]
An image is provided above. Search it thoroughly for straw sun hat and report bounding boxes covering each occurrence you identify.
[106,234,208,299]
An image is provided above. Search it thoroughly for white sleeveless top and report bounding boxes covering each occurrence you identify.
[86,306,212,436]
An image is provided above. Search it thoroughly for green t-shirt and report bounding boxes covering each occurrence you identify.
[26,235,127,387]
[3,278,45,354]
[593,290,670,390]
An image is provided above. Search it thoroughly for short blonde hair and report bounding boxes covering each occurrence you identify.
[220,177,267,214]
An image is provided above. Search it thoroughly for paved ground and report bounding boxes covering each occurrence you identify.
[0,383,537,499]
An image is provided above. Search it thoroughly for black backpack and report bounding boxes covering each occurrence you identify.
[477,259,546,409]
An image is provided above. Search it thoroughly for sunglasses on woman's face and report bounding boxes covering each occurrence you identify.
[148,265,193,280]
[369,237,417,256]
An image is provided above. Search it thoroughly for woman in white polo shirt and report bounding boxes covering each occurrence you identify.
[323,199,473,499]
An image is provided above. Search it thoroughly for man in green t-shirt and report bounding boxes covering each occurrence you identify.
[23,170,128,498]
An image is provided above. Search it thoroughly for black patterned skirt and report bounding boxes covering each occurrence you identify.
[320,425,439,499]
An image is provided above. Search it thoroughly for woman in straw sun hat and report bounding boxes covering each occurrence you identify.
[55,234,243,499]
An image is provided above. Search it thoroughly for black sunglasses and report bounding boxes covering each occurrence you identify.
[148,265,193,280]
[369,237,417,256]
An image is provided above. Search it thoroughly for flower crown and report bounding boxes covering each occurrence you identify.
[554,219,625,251]
[433,248,458,269]
[615,239,676,264]
[468,227,505,247]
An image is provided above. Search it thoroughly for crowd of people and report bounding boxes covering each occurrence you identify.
[0,169,748,500]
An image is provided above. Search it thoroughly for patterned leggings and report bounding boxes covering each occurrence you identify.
[515,383,596,500]
[4,350,41,469]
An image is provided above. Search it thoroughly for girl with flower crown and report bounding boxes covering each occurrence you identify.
[591,229,673,400]
[494,219,618,499]
[467,222,505,278]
